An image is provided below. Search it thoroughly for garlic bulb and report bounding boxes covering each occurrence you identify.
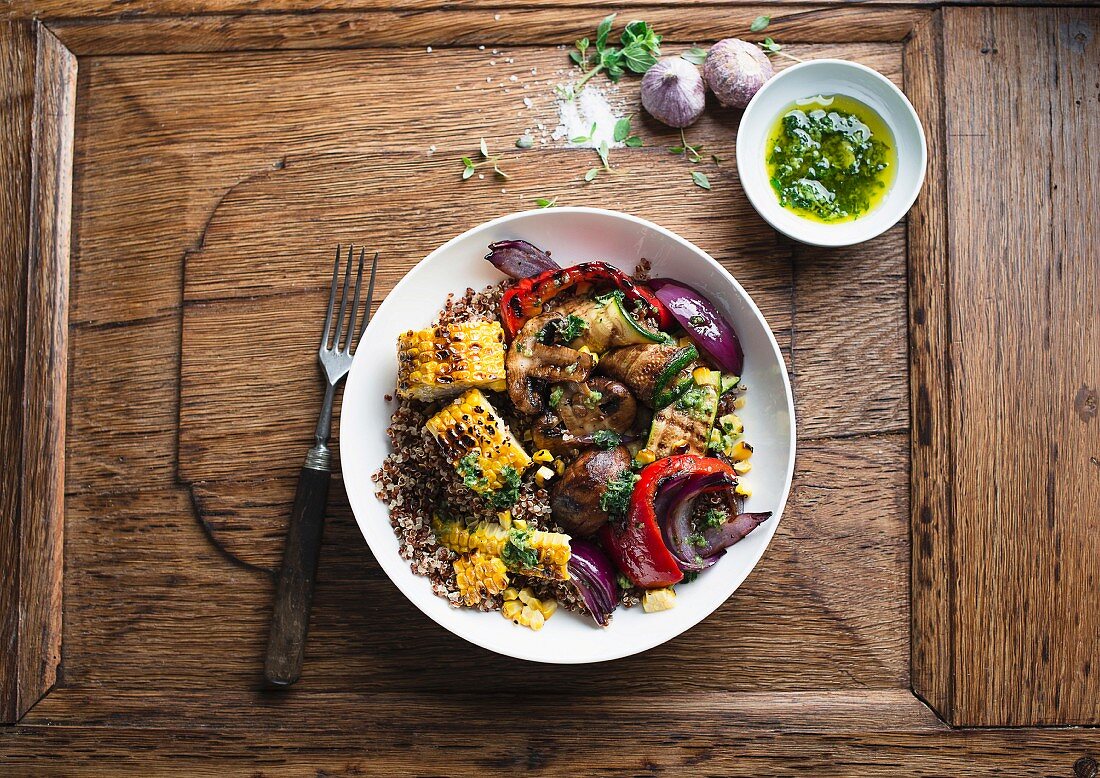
[703,38,774,109]
[640,57,706,128]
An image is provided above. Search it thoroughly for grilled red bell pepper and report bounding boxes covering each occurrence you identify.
[500,261,672,337]
[600,455,738,588]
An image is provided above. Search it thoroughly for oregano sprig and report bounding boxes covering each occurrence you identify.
[570,14,663,93]
[461,138,509,180]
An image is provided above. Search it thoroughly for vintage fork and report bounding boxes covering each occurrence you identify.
[264,245,379,687]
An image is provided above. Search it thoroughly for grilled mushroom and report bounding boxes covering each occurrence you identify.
[555,378,637,437]
[506,312,596,415]
[550,445,633,536]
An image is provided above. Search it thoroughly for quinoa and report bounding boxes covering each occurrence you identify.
[372,281,588,618]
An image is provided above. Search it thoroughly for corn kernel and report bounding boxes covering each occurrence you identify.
[635,448,657,466]
[733,461,752,475]
[553,459,566,476]
[535,465,555,485]
[523,606,546,631]
[692,367,718,386]
[518,587,539,606]
[642,587,677,613]
[502,587,519,601]
[733,396,747,409]
[497,510,512,529]
[532,449,553,464]
[735,481,752,498]
[512,519,527,531]
[577,345,599,365]
[502,600,523,619]
[730,440,753,462]
[537,598,558,619]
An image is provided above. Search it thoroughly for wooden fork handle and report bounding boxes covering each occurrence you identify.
[264,463,330,687]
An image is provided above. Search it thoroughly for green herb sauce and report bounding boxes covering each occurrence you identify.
[766,94,896,223]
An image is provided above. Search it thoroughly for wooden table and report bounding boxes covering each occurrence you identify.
[2,1,1098,774]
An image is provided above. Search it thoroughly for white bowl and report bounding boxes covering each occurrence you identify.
[340,207,796,663]
[736,59,927,247]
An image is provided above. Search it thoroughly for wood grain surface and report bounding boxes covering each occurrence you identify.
[937,6,1100,727]
[0,21,75,724]
[1,0,1099,771]
[5,0,1084,24]
[0,18,37,726]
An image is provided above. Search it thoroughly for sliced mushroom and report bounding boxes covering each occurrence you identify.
[550,445,632,536]
[555,378,637,437]
[506,312,595,415]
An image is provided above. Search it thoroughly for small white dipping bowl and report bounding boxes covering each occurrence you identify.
[736,59,927,247]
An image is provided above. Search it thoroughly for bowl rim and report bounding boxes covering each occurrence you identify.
[339,206,797,663]
[736,58,928,247]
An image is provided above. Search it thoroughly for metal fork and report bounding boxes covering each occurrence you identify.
[265,245,379,687]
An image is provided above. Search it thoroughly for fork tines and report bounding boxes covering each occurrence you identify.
[321,244,379,356]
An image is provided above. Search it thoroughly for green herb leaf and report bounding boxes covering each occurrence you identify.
[535,197,557,208]
[704,508,729,529]
[613,117,632,143]
[557,314,588,342]
[516,135,534,149]
[461,166,475,180]
[624,135,643,148]
[761,37,782,54]
[597,140,610,169]
[669,145,685,154]
[570,135,590,144]
[691,171,712,190]
[569,50,583,66]
[750,15,771,33]
[681,46,708,65]
[616,572,633,591]
[600,470,639,521]
[596,13,615,50]
[585,167,600,182]
[591,429,622,449]
[548,385,564,408]
[489,466,522,510]
[461,156,474,167]
[500,524,540,570]
[621,44,658,74]
[479,138,489,158]
[621,20,662,53]
[457,452,487,491]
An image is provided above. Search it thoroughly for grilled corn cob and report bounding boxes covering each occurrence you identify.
[397,321,507,401]
[426,389,532,505]
[433,515,570,581]
[454,551,510,606]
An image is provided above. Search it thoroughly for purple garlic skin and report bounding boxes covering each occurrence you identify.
[703,38,774,109]
[640,57,706,128]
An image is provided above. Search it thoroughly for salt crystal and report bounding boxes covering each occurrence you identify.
[509,75,518,82]
[552,83,625,149]
[523,97,533,108]
[478,45,485,50]
[493,14,501,21]
[428,145,436,154]
[486,77,492,82]
[426,46,432,53]
[531,67,538,75]
[478,173,485,179]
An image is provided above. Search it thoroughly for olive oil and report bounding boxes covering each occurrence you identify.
[765,94,897,223]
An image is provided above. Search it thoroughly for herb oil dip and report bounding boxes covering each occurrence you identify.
[765,94,897,223]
